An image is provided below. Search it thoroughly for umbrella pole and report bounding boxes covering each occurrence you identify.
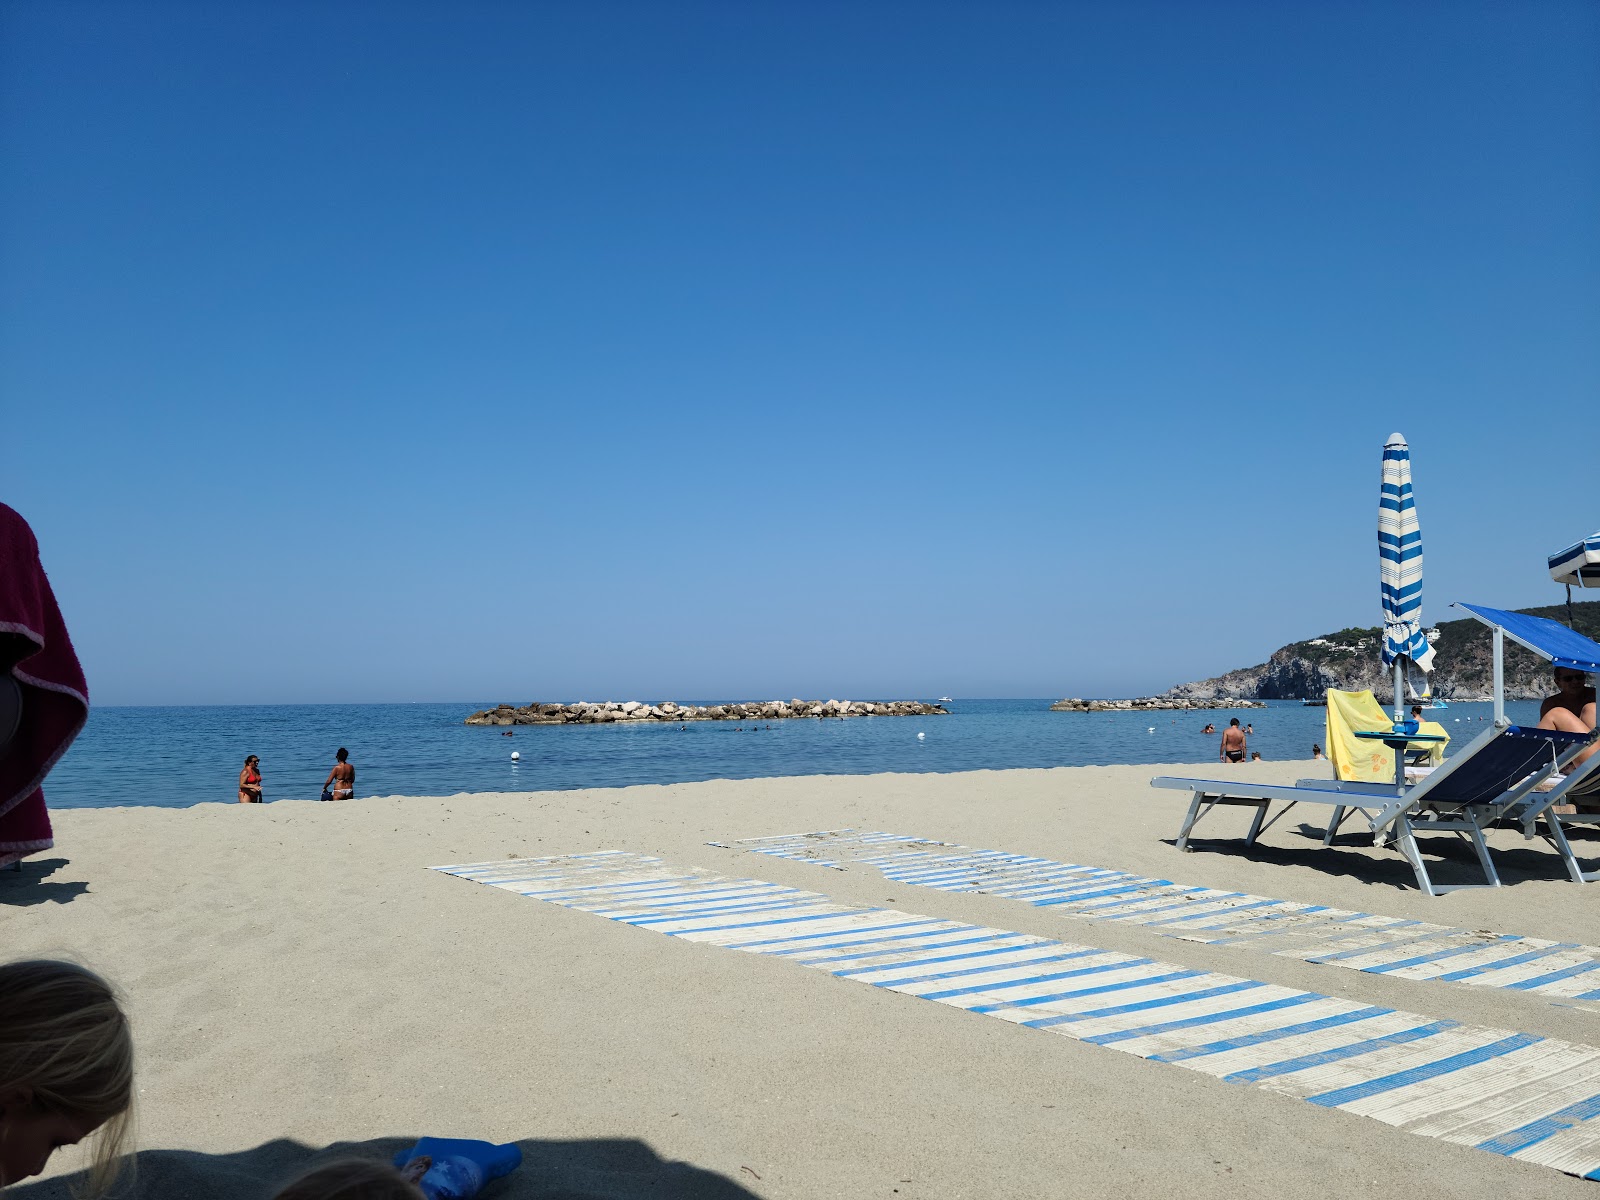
[1393,657,1406,788]
[1493,625,1505,725]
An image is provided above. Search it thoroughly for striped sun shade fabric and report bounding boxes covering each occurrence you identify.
[1548,532,1600,587]
[1379,432,1435,673]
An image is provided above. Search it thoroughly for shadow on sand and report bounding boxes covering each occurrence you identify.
[1165,819,1597,891]
[11,1135,763,1200]
[0,857,89,907]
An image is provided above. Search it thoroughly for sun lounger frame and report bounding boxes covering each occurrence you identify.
[1511,747,1600,884]
[1152,722,1587,896]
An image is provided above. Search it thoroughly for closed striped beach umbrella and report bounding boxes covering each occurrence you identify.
[1380,433,1434,714]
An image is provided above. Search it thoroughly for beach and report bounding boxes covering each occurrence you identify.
[5,761,1599,1198]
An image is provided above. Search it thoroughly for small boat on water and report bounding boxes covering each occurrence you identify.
[937,696,954,703]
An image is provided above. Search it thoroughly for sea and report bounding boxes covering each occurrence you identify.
[44,697,1544,811]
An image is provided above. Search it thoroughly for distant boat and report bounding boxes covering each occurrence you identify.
[1301,698,1327,707]
[937,696,954,703]
[1423,698,1449,709]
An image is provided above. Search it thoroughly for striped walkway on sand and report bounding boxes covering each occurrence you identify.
[713,830,1600,1014]
[432,850,1600,1181]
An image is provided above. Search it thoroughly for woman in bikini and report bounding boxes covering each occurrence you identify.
[238,755,262,803]
[322,747,355,801]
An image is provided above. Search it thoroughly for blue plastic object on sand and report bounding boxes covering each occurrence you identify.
[392,1138,522,1200]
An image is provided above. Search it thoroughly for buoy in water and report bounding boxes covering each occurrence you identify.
[511,751,520,761]
[1148,726,1155,733]
[916,731,926,740]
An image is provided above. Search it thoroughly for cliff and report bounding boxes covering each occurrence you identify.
[1164,601,1600,703]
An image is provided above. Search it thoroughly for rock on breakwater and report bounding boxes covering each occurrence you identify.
[464,699,950,725]
[1051,696,1266,712]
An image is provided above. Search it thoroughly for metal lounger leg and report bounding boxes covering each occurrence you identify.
[1244,800,1270,846]
[1323,804,1347,847]
[1463,811,1502,889]
[1394,818,1439,898]
[1543,815,1600,884]
[1176,791,1207,851]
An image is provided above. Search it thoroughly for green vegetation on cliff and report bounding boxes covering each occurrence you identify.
[1166,600,1600,702]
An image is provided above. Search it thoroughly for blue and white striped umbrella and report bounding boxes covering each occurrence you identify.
[1379,432,1435,677]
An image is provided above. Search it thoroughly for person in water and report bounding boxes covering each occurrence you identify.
[1539,666,1597,769]
[1201,723,1215,735]
[323,747,355,801]
[1219,718,1247,763]
[0,960,134,1193]
[238,755,262,803]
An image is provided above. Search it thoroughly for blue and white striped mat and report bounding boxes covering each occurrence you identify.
[715,830,1600,1013]
[431,851,1600,1181]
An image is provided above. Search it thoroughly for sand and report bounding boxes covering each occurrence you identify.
[4,760,1599,1199]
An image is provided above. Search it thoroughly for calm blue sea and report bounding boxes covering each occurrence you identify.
[43,698,1542,810]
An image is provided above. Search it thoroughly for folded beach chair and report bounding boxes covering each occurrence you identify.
[1152,721,1589,895]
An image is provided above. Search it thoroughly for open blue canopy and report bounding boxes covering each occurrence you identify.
[1455,602,1600,674]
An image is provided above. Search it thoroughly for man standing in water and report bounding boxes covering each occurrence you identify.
[1219,719,1247,764]
[322,747,355,801]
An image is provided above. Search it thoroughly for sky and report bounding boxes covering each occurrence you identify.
[3,1,1597,706]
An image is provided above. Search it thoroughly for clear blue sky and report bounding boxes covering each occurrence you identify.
[4,1,1597,705]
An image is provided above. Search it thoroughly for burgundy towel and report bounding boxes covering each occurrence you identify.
[0,504,88,867]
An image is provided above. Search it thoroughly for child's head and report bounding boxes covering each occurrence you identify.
[274,1159,424,1200]
[0,960,133,1193]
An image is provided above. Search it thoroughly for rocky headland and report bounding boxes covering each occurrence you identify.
[1051,696,1265,712]
[464,699,949,725]
[1162,600,1600,703]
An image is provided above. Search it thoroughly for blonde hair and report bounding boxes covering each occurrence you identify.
[0,960,134,1196]
[273,1160,424,1200]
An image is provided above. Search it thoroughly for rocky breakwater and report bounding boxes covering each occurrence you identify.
[1051,696,1266,712]
[464,699,950,725]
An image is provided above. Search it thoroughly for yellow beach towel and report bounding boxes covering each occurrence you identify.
[1325,689,1449,783]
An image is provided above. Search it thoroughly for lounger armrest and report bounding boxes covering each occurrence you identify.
[1147,777,1353,807]
[1290,779,1399,797]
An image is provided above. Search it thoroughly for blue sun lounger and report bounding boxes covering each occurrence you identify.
[1153,723,1588,895]
[1151,600,1600,896]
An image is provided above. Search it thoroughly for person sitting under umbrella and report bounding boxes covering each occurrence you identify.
[1539,666,1597,770]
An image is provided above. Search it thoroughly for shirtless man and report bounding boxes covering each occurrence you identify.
[323,747,355,800]
[1539,668,1597,769]
[1219,718,1247,764]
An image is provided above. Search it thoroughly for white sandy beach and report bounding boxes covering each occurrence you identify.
[4,761,1599,1199]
